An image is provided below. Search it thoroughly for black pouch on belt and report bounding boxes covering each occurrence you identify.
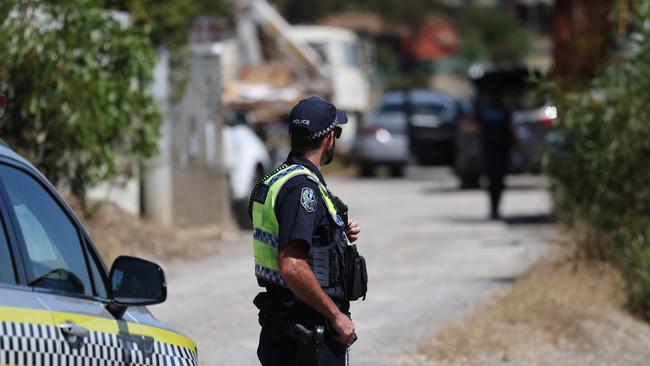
[345,244,368,301]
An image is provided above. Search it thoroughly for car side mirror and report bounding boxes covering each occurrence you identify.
[107,256,167,318]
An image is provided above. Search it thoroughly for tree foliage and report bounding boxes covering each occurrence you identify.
[458,6,530,63]
[271,0,443,26]
[0,0,161,210]
[547,0,650,318]
[101,0,230,49]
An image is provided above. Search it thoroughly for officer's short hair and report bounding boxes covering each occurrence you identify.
[291,134,327,154]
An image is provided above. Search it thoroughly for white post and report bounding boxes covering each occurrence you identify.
[143,46,174,225]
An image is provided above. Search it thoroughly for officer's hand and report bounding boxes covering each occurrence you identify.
[346,219,361,243]
[331,312,355,344]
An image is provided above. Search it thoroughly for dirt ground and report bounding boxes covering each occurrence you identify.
[69,198,224,266]
[409,247,650,366]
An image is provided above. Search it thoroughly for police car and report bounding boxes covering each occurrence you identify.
[0,98,198,365]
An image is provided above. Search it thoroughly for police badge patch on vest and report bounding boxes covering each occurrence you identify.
[301,187,317,212]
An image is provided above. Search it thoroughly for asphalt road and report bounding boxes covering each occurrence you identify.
[153,167,555,366]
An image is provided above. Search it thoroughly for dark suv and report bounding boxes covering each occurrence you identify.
[454,67,557,187]
[404,90,462,166]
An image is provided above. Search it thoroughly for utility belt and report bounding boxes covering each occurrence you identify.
[255,292,351,366]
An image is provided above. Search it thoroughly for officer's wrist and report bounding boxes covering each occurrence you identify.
[327,309,345,322]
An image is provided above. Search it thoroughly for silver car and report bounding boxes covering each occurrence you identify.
[351,96,409,177]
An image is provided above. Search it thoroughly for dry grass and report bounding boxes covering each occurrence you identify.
[416,247,650,366]
[68,197,223,266]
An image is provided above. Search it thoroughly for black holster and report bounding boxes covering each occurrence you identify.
[284,323,325,366]
[330,194,369,302]
[345,244,368,301]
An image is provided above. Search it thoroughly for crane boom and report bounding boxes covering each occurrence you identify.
[235,0,329,92]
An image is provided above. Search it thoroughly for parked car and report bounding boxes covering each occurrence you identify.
[454,67,557,188]
[403,90,462,166]
[0,142,199,365]
[351,90,462,177]
[223,109,272,228]
[351,95,409,177]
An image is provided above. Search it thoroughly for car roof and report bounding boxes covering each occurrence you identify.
[0,142,46,179]
[379,89,458,106]
[0,143,31,165]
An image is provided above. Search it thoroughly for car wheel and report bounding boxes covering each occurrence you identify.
[359,163,375,178]
[389,165,406,178]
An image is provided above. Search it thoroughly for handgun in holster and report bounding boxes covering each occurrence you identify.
[284,323,325,366]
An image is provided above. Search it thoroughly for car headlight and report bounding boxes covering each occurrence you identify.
[375,129,391,144]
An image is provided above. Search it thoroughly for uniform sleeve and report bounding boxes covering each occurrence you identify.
[275,178,322,249]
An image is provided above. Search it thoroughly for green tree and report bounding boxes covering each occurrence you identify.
[0,0,161,213]
[459,6,530,63]
[270,0,442,26]
[101,0,230,49]
[547,0,650,318]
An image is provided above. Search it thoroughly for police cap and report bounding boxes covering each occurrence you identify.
[289,96,348,140]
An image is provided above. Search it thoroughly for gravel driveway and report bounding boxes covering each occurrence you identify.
[153,167,555,366]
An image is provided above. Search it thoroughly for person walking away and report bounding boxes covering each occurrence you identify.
[478,92,514,220]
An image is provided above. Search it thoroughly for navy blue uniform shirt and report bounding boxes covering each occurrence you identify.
[254,152,349,315]
[275,152,328,249]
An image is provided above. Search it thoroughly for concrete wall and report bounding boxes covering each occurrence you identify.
[144,48,230,227]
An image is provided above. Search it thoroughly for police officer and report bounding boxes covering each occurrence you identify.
[478,91,514,220]
[249,96,361,366]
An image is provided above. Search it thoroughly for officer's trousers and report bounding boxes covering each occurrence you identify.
[257,312,347,366]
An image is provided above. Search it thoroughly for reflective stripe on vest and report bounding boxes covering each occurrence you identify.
[251,164,343,287]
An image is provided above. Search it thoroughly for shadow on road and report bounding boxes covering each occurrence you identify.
[486,276,517,284]
[441,216,492,224]
[438,213,554,226]
[422,182,547,195]
[503,214,554,225]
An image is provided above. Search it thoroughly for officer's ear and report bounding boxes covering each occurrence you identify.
[324,130,335,147]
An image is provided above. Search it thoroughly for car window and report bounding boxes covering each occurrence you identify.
[86,243,108,298]
[368,111,406,130]
[379,103,404,113]
[0,165,93,296]
[309,42,328,63]
[0,216,15,285]
[342,41,359,67]
[378,101,456,123]
[412,103,447,116]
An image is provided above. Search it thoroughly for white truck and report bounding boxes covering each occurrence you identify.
[235,0,371,152]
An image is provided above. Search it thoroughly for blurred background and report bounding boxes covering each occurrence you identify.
[2,0,650,365]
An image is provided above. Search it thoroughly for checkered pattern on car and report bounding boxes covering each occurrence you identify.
[0,321,198,366]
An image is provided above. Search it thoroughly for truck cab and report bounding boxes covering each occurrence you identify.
[288,26,370,153]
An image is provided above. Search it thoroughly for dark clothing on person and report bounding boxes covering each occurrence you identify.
[254,152,349,366]
[274,153,327,250]
[255,289,347,366]
[479,106,512,219]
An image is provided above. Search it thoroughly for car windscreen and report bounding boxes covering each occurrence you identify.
[474,70,548,110]
[368,111,405,130]
[378,101,455,122]
[411,103,454,119]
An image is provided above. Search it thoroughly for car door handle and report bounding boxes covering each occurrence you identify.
[59,322,89,349]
